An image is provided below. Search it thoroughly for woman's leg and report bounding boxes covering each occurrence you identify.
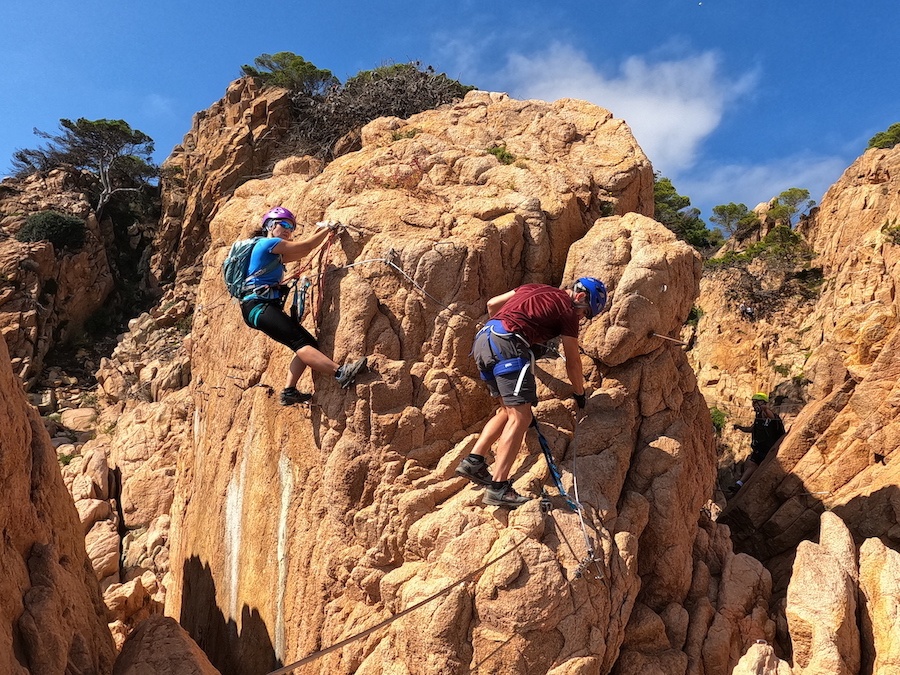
[295,345,339,375]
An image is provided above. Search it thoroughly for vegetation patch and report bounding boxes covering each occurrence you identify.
[487,144,516,165]
[881,217,900,245]
[654,174,723,251]
[686,305,704,327]
[15,210,86,251]
[710,407,728,434]
[244,54,474,162]
[707,225,825,318]
[868,122,900,150]
[391,128,422,141]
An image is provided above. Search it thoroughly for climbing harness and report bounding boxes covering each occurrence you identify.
[289,276,311,324]
[531,417,603,579]
[475,319,534,396]
[265,531,531,674]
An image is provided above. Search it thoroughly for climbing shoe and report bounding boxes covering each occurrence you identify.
[455,455,494,487]
[280,387,312,406]
[483,481,531,508]
[336,357,368,389]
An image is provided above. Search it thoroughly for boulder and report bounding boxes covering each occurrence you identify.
[112,616,219,675]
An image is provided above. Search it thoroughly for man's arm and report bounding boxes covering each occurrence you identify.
[560,335,584,396]
[487,290,516,317]
[271,226,332,262]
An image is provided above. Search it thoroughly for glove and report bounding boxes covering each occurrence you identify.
[572,392,586,409]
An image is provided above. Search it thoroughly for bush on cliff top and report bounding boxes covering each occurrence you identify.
[242,52,474,161]
[16,210,86,251]
[867,122,900,150]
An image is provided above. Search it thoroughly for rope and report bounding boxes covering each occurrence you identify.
[343,249,481,327]
[265,532,530,674]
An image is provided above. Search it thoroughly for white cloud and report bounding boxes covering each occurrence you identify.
[675,154,849,215]
[494,43,755,174]
[144,93,176,118]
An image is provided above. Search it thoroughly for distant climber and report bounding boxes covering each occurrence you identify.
[739,303,755,321]
[455,278,608,508]
[232,206,368,404]
[727,392,786,496]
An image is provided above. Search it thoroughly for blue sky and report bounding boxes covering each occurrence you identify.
[2,0,897,221]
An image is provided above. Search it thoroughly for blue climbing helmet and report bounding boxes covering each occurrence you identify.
[574,277,607,318]
[261,206,296,230]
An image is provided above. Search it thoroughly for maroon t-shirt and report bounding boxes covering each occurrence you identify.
[495,284,580,344]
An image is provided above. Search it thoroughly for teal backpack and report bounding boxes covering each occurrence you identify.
[222,237,281,299]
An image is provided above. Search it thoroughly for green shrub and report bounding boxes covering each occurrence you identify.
[686,305,704,327]
[881,218,900,245]
[867,122,900,150]
[16,210,86,251]
[391,128,422,141]
[710,407,727,434]
[772,363,791,377]
[487,144,516,165]
[705,225,814,270]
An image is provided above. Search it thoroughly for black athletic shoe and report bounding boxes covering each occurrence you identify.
[279,387,312,406]
[336,357,368,389]
[483,481,531,508]
[455,456,494,487]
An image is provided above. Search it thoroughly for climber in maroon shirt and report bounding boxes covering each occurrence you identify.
[455,278,608,508]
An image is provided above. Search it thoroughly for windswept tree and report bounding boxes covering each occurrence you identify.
[769,187,815,227]
[11,118,157,219]
[709,202,759,238]
[654,174,723,250]
[241,52,338,96]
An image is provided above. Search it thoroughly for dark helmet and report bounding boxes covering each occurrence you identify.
[574,277,607,318]
[262,206,296,229]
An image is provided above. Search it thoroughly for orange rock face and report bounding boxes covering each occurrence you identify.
[159,91,773,673]
[0,336,115,672]
[719,146,900,568]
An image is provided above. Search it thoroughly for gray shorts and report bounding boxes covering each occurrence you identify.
[472,323,537,406]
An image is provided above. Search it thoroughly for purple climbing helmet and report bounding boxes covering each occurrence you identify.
[262,206,296,229]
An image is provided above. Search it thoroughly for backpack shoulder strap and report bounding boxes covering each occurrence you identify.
[246,237,283,282]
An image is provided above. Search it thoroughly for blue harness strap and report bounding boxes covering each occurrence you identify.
[476,320,534,395]
[248,303,267,328]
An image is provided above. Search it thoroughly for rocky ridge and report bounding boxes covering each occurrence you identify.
[0,334,116,672]
[0,169,114,387]
[157,90,789,675]
[2,74,899,674]
[688,146,900,572]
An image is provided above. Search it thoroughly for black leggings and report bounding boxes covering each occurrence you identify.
[240,299,319,352]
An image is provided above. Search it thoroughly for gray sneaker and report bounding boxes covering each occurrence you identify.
[336,357,368,389]
[483,481,531,508]
[455,456,493,486]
